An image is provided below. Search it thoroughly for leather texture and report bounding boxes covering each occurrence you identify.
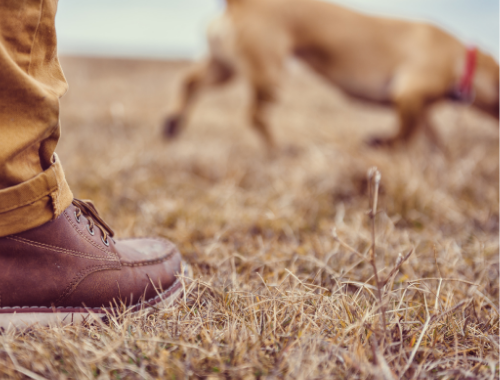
[0,204,182,309]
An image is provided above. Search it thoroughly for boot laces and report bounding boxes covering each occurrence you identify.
[72,199,115,244]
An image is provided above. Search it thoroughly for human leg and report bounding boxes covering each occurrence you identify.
[0,0,73,236]
[0,0,186,328]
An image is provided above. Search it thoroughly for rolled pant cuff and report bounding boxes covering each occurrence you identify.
[0,153,73,237]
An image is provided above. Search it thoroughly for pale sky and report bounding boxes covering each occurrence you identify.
[55,0,499,60]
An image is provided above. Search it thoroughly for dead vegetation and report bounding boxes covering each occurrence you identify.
[0,57,498,379]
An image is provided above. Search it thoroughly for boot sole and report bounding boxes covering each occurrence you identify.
[0,262,191,329]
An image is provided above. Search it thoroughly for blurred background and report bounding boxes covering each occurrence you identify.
[56,0,499,60]
[54,2,499,357]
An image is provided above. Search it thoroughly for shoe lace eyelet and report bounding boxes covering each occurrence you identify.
[101,235,110,246]
[86,224,95,236]
[74,211,80,223]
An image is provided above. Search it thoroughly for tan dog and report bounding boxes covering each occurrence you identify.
[164,0,499,150]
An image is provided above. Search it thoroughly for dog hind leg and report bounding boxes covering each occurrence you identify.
[163,58,235,138]
[249,84,277,151]
[244,49,288,153]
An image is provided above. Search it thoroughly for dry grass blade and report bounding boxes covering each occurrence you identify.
[331,227,365,259]
[381,249,414,287]
[367,167,388,341]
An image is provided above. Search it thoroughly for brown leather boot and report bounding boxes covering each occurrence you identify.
[0,199,187,328]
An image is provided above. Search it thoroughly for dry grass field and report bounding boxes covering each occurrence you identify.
[1,56,499,379]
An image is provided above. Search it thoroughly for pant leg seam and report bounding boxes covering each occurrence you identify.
[50,164,61,214]
[26,0,44,76]
[0,188,57,214]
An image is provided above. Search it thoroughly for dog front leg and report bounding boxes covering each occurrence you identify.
[421,112,449,155]
[368,95,424,147]
[393,96,426,144]
[369,70,448,148]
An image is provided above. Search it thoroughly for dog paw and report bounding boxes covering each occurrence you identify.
[163,115,183,139]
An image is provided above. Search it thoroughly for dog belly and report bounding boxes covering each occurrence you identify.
[294,47,393,104]
[320,67,394,104]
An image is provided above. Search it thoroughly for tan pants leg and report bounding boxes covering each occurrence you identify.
[0,0,73,237]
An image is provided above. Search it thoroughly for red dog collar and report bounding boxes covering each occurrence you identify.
[456,46,477,102]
